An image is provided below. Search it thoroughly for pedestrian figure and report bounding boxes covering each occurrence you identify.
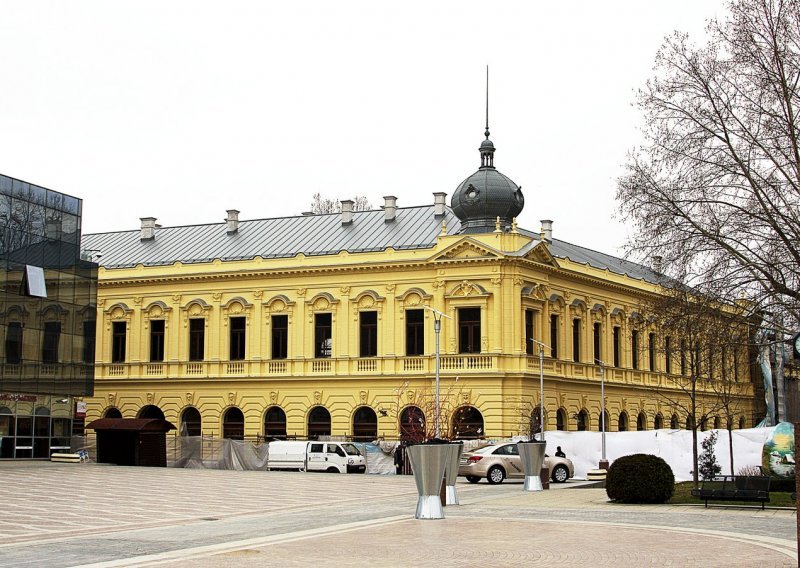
[555,446,566,458]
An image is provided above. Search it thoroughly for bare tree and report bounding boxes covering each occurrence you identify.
[309,193,372,214]
[617,0,800,324]
[643,285,755,487]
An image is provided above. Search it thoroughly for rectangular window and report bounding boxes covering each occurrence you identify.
[271,315,288,359]
[593,322,601,364]
[631,330,639,370]
[525,310,535,356]
[572,319,581,362]
[680,339,687,375]
[612,326,621,367]
[648,332,656,372]
[458,307,481,354]
[665,336,672,374]
[229,316,246,361]
[359,311,378,357]
[42,321,61,364]
[315,313,332,358]
[550,314,559,358]
[189,318,205,361]
[111,321,126,363]
[733,348,740,381]
[6,322,22,364]
[149,320,165,362]
[405,309,424,356]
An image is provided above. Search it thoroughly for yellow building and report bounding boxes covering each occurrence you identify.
[81,128,756,441]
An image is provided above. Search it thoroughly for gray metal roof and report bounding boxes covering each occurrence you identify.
[82,206,461,269]
[81,205,659,285]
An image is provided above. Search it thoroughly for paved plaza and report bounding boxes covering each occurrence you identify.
[0,461,796,567]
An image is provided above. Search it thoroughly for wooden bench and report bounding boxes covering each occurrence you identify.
[691,475,771,509]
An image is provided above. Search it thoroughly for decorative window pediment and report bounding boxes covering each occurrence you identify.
[106,302,133,320]
[143,301,171,319]
[446,280,491,299]
[521,282,548,301]
[397,287,432,308]
[182,298,211,317]
[264,294,295,313]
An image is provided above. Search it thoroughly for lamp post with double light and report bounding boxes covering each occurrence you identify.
[594,358,608,470]
[529,338,550,441]
[423,305,451,439]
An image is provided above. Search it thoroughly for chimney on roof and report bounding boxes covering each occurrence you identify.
[383,195,397,222]
[540,219,553,242]
[140,217,157,241]
[226,209,240,234]
[652,255,663,273]
[341,199,354,225]
[433,192,447,217]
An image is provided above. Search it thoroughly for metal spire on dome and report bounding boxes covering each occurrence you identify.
[485,65,490,140]
[480,65,495,169]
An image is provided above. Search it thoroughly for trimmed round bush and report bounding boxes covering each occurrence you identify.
[606,454,675,504]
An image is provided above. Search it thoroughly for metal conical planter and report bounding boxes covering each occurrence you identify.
[518,441,546,491]
[444,442,464,505]
[407,444,449,519]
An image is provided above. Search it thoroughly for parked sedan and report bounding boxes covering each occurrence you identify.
[458,442,574,484]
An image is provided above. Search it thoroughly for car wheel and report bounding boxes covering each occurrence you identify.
[487,466,505,484]
[326,467,339,473]
[552,464,569,483]
[466,476,480,484]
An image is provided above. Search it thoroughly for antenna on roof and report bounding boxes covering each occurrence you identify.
[485,65,490,139]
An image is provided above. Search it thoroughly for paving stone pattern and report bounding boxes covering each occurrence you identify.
[0,462,795,567]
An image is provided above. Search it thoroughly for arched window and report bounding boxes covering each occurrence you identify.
[637,412,647,431]
[307,406,331,440]
[264,406,287,439]
[618,411,629,432]
[451,406,484,439]
[713,416,721,429]
[104,407,122,419]
[685,415,694,430]
[597,410,610,432]
[180,407,201,436]
[352,406,378,442]
[576,409,589,432]
[138,405,165,420]
[654,413,664,430]
[738,416,746,429]
[556,408,567,431]
[223,407,244,440]
[671,413,679,429]
[399,406,425,442]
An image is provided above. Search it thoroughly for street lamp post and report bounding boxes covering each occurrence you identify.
[529,339,550,441]
[424,306,451,439]
[595,358,608,470]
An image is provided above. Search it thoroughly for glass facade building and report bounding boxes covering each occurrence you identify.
[0,174,97,458]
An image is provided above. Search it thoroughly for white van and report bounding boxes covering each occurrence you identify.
[267,440,366,474]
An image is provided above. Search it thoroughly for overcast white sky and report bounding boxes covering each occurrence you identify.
[0,1,727,256]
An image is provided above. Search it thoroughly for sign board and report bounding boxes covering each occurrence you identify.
[76,401,87,418]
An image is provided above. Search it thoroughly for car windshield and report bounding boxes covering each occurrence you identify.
[341,443,361,456]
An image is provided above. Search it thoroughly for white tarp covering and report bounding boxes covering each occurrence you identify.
[525,428,774,481]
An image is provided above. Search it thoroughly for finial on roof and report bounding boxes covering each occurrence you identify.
[441,219,447,236]
[480,65,495,169]
[494,216,501,233]
[485,65,490,140]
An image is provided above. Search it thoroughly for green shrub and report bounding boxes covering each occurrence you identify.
[606,454,675,504]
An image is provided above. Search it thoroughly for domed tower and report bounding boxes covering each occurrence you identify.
[451,116,524,233]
